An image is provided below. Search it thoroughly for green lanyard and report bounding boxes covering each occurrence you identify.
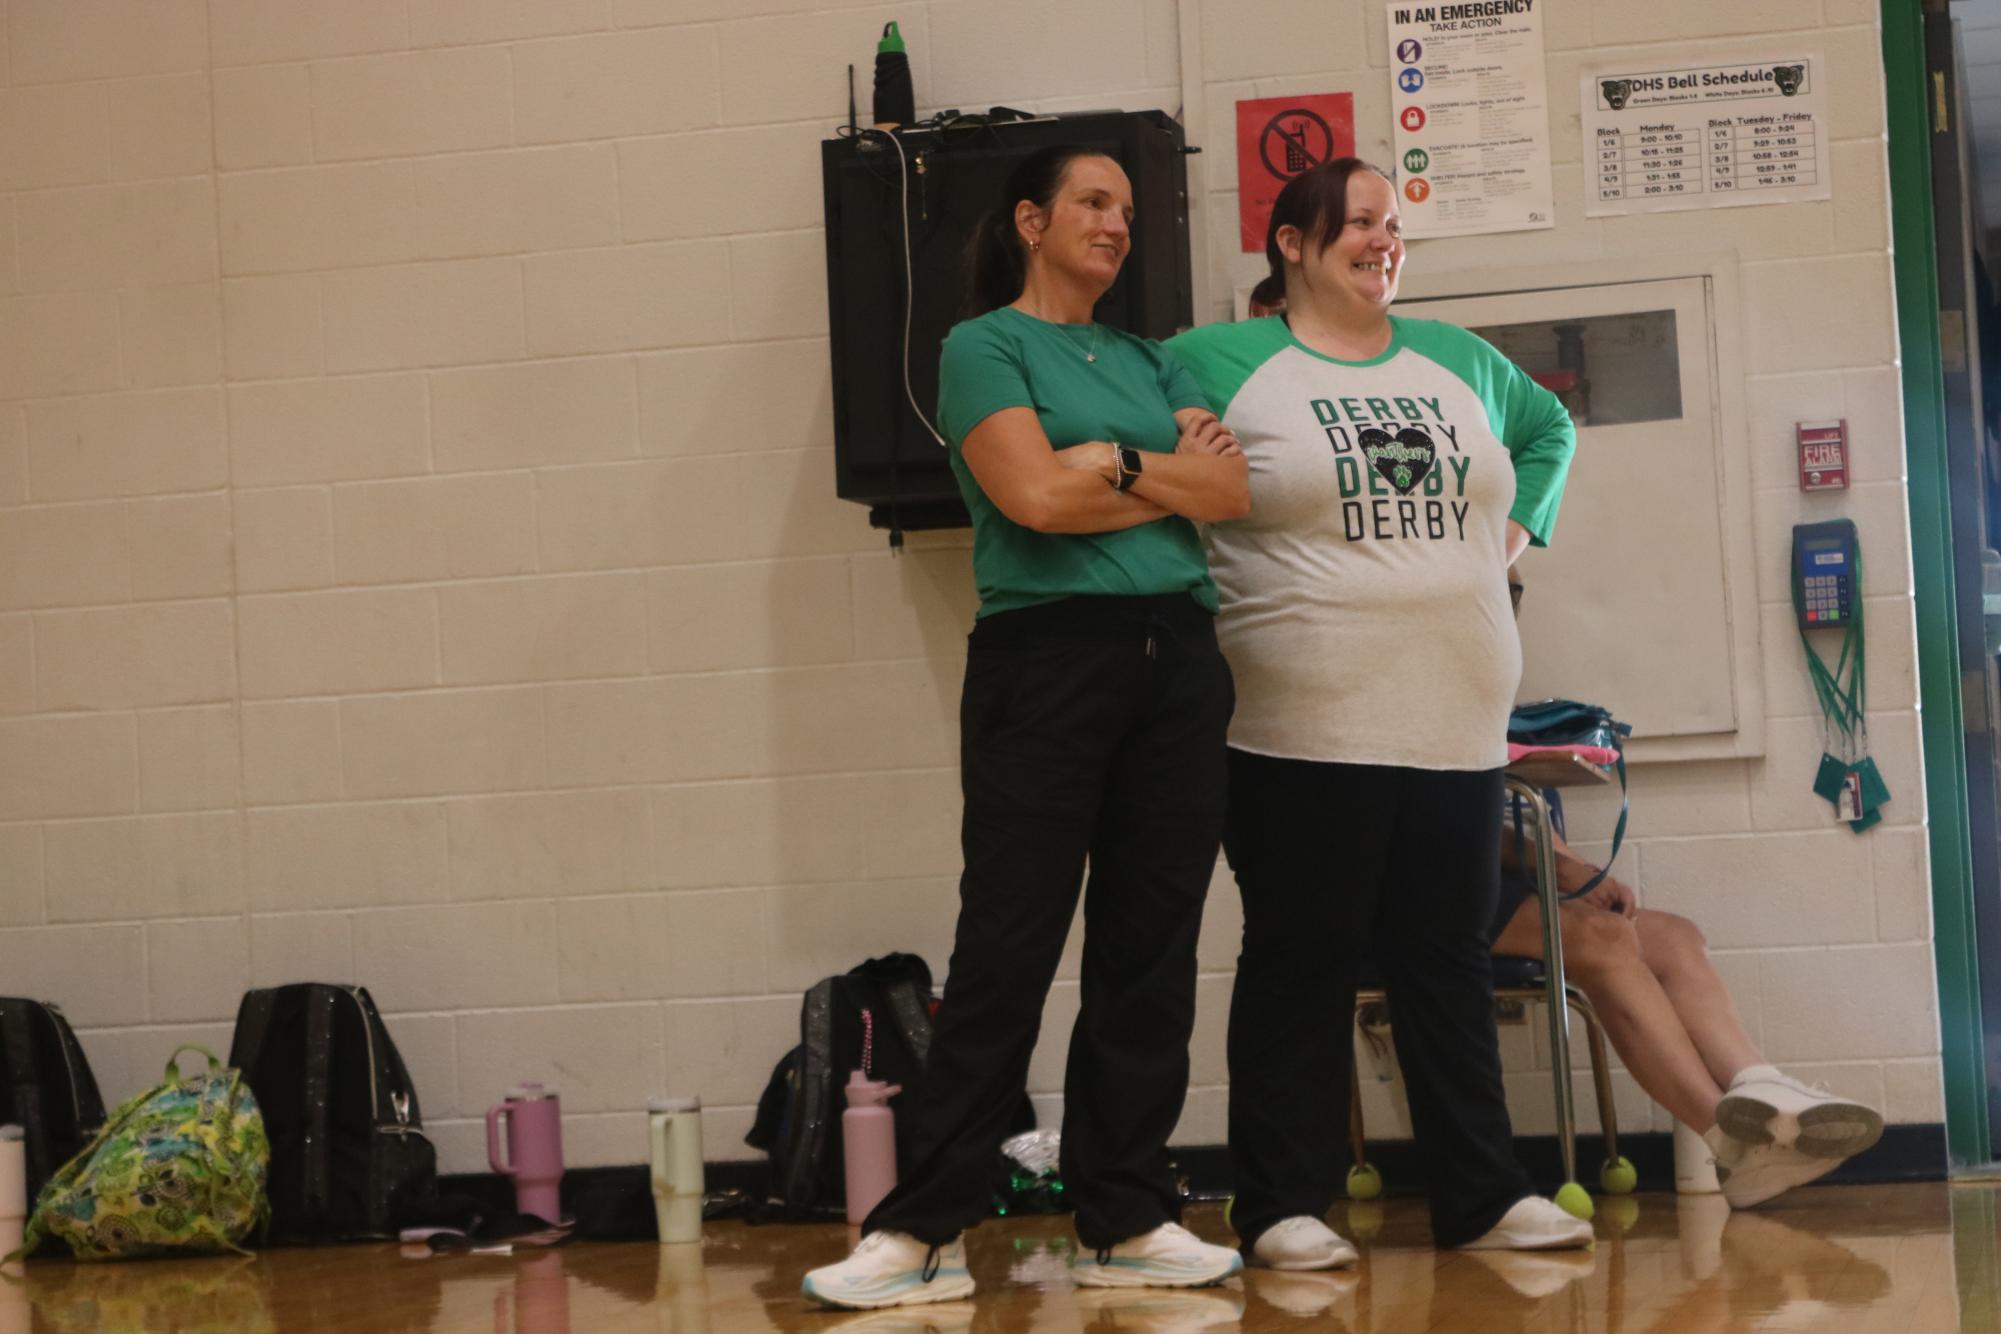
[1792,533,1888,830]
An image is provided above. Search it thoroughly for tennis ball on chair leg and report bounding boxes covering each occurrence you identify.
[1600,1156,1637,1196]
[1346,1163,1383,1201]
[1554,1181,1595,1221]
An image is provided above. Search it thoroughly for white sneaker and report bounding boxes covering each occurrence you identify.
[1714,1138,1842,1209]
[1715,1066,1884,1159]
[1071,1222,1244,1289]
[1249,1215,1358,1270]
[802,1231,976,1310]
[1456,1196,1594,1251]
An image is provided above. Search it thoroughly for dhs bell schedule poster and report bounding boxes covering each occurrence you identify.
[1582,47,1832,216]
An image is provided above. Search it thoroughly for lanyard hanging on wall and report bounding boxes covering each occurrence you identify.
[1792,520,1889,832]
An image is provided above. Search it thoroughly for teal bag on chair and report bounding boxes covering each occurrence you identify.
[1506,698,1633,902]
[9,1045,270,1261]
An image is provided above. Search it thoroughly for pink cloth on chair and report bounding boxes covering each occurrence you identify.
[1506,742,1619,766]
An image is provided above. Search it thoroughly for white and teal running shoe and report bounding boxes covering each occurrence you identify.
[802,1231,975,1310]
[1071,1222,1244,1289]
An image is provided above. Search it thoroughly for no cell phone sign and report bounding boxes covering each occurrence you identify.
[1234,92,1356,251]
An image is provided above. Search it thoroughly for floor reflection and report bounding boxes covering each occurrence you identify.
[0,1181,1985,1332]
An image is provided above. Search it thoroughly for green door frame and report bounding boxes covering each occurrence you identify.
[1882,0,1991,1168]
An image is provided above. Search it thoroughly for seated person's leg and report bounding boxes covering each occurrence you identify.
[1489,891,1725,1131]
[1492,851,1886,1208]
[1630,909,1761,1089]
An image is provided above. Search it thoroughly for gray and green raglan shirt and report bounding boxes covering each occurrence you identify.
[1165,314,1574,771]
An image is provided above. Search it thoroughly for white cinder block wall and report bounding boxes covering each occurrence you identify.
[0,0,1939,1174]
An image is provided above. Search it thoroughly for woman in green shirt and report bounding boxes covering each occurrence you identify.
[803,144,1249,1311]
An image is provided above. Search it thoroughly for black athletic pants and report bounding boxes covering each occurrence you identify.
[1222,750,1532,1249]
[866,593,1233,1250]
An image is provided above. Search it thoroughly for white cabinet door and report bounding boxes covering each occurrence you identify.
[1398,276,1752,752]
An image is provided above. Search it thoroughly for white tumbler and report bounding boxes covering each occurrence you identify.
[649,1097,704,1244]
[0,1126,21,1334]
[0,1126,24,1265]
[1674,1119,1720,1194]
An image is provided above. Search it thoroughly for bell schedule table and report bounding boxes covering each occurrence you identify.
[1595,114,1815,203]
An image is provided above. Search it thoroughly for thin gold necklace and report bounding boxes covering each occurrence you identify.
[1018,301,1101,362]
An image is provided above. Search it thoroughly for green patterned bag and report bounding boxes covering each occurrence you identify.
[6,1044,269,1261]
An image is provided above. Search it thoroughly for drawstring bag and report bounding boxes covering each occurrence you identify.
[7,1045,269,1261]
[1507,698,1632,901]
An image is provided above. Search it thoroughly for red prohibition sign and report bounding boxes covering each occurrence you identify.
[1400,106,1426,132]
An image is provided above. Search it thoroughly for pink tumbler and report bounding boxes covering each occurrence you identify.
[841,1070,901,1226]
[487,1081,565,1222]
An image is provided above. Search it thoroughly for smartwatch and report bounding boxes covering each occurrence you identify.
[1114,445,1144,492]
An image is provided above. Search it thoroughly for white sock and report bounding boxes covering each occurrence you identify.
[1729,1064,1780,1087]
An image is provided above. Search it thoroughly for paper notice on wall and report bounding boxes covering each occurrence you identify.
[1582,49,1831,215]
[1385,0,1555,239]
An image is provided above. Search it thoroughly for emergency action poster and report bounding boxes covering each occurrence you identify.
[1235,93,1355,252]
[1582,48,1832,215]
[1385,0,1555,239]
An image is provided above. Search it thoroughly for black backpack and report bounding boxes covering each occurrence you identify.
[0,998,105,1207]
[746,953,940,1216]
[227,983,436,1241]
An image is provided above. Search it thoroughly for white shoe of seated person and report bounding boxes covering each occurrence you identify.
[1455,1196,1594,1251]
[1712,1137,1844,1209]
[1249,1215,1359,1270]
[1714,1065,1884,1160]
[1071,1222,1244,1288]
[801,1231,975,1310]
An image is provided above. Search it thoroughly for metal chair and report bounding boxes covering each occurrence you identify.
[1343,776,1635,1219]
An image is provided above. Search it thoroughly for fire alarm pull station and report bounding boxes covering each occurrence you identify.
[1797,419,1848,491]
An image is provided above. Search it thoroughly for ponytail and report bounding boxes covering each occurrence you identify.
[962,144,1109,317]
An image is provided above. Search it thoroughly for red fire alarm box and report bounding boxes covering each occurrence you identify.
[1797,420,1848,491]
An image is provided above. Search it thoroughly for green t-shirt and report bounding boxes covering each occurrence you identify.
[937,306,1218,618]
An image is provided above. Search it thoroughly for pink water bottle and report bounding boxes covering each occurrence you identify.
[487,1081,565,1222]
[842,1070,901,1226]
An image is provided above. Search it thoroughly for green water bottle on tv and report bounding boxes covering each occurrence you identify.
[873,21,914,129]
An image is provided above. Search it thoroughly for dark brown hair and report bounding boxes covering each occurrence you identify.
[964,144,1115,317]
[1262,157,1389,301]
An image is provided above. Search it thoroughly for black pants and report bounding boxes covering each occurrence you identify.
[1223,750,1531,1249]
[866,594,1233,1250]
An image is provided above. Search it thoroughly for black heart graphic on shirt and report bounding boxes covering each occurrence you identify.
[1359,425,1437,495]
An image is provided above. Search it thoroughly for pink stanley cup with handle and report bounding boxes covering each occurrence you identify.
[487,1081,565,1222]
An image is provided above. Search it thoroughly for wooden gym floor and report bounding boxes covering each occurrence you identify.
[0,1181,1990,1332]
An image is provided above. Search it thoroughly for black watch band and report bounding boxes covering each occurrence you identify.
[1115,445,1143,492]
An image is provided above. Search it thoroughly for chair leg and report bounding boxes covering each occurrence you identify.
[1566,985,1635,1194]
[1345,1028,1382,1199]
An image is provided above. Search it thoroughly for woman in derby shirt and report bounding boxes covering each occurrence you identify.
[804,144,1249,1310]
[1168,158,1585,1268]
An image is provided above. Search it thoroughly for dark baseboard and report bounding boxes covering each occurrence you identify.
[440,1122,1948,1225]
[1166,1121,1947,1200]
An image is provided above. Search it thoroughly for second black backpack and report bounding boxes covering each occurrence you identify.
[0,998,105,1207]
[227,983,436,1241]
[745,953,938,1216]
